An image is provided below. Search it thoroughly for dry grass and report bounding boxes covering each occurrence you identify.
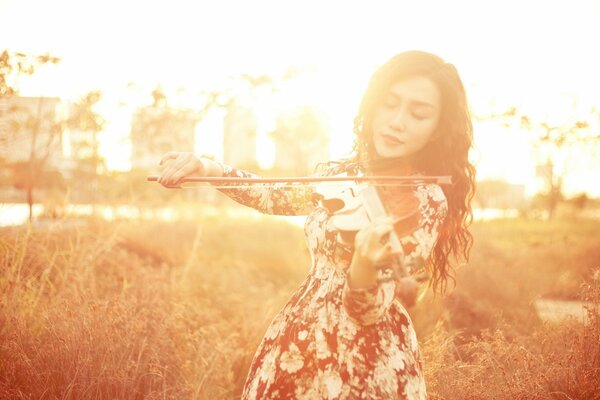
[417,218,600,400]
[422,282,600,400]
[0,213,599,399]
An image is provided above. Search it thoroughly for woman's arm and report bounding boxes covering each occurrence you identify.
[157,152,327,216]
[213,161,317,216]
[341,183,448,326]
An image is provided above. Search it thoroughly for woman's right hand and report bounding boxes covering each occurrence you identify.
[157,152,223,188]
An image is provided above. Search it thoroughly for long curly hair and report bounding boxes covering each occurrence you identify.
[348,50,476,293]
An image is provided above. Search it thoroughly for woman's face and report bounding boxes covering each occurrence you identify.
[371,76,441,161]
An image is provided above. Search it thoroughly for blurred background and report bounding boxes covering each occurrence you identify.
[1,0,599,224]
[1,1,599,399]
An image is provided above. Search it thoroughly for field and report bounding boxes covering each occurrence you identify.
[1,213,599,399]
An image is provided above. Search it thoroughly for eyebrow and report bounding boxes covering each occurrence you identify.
[386,93,436,109]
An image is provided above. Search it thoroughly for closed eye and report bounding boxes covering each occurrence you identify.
[411,113,429,120]
[411,106,434,120]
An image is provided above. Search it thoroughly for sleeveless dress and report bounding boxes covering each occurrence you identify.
[216,162,448,400]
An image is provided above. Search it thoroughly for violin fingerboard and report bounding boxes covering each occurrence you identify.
[358,187,387,219]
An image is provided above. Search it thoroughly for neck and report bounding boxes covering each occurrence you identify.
[363,156,415,176]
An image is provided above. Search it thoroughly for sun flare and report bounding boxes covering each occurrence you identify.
[2,0,599,197]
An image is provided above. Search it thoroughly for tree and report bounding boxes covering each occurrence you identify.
[475,105,599,219]
[0,50,60,97]
[524,112,597,219]
[0,50,62,223]
[5,96,65,222]
[64,90,106,202]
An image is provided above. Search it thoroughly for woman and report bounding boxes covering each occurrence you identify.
[157,50,475,399]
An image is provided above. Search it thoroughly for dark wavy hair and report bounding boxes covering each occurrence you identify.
[348,50,476,293]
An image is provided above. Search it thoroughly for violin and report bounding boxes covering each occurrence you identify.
[307,159,452,308]
[312,171,446,286]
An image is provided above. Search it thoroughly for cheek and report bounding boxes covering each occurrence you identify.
[413,120,437,141]
[371,111,388,130]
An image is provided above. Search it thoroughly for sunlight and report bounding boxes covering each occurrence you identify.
[2,0,599,197]
[2,3,600,398]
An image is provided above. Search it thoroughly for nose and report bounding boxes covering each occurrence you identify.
[389,108,407,131]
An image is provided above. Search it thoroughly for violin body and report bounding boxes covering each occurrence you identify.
[313,173,426,282]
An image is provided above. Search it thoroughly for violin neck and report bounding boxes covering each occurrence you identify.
[358,187,403,255]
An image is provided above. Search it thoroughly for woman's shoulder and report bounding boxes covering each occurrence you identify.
[414,180,448,216]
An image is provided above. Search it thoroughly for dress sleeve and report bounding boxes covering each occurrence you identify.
[213,162,336,216]
[341,183,448,326]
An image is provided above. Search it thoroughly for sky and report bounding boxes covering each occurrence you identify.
[1,0,600,196]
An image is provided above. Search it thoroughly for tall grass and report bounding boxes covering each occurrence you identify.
[0,214,599,399]
[0,216,309,399]
[423,280,600,400]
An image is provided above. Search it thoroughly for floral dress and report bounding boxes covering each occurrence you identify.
[216,162,448,400]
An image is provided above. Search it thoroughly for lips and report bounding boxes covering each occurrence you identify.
[381,134,404,145]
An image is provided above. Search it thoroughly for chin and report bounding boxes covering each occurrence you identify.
[377,151,404,159]
[373,143,406,159]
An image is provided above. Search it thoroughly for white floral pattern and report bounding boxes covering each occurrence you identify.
[217,163,448,399]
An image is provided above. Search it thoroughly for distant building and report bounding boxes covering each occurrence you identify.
[0,96,63,168]
[130,105,198,171]
[223,102,258,170]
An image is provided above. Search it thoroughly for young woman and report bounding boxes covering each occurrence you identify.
[157,50,475,399]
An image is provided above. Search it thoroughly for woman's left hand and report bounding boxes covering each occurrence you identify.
[348,216,395,289]
[395,276,419,308]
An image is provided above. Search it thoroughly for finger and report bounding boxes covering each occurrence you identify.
[159,153,190,183]
[355,225,379,256]
[168,156,203,185]
[162,159,183,180]
[371,220,394,234]
[171,154,197,176]
[362,241,393,267]
[158,155,181,184]
[374,243,394,263]
[354,225,369,248]
[353,232,368,258]
[170,163,197,185]
[372,221,393,235]
[161,156,191,185]
[396,277,419,307]
[160,164,183,186]
[159,151,180,166]
[379,230,391,246]
[355,220,392,257]
[367,224,394,249]
[158,165,177,185]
